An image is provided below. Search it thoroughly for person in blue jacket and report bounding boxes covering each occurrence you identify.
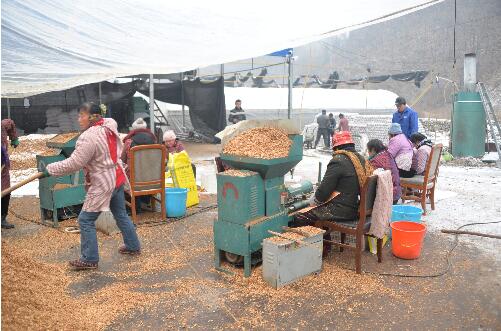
[392,96,418,139]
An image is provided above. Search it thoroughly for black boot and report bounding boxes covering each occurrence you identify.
[1,215,14,229]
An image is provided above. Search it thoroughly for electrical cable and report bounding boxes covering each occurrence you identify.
[342,220,501,278]
[135,204,217,228]
[10,204,218,231]
[9,208,74,233]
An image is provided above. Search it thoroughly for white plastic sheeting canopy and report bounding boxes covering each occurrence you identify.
[1,0,441,97]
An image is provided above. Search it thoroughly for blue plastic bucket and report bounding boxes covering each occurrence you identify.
[391,205,423,222]
[389,205,423,238]
[165,188,188,217]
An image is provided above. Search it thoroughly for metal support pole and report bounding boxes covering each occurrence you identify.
[98,82,102,104]
[149,74,155,130]
[181,72,185,127]
[317,162,322,184]
[6,98,11,119]
[287,52,293,119]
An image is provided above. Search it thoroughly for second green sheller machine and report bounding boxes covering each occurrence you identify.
[214,121,314,277]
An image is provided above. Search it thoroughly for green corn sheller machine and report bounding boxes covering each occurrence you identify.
[37,133,86,227]
[214,134,314,277]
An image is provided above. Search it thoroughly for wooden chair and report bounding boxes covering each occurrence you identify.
[125,144,166,222]
[314,175,381,274]
[400,144,443,215]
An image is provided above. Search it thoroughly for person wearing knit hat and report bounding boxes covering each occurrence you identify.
[388,123,402,135]
[163,130,196,176]
[387,122,415,178]
[121,118,156,178]
[163,130,185,154]
[132,117,148,130]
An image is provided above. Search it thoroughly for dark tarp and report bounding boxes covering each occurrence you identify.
[183,78,226,139]
[1,81,137,133]
[223,69,278,88]
[137,77,226,139]
[2,81,136,108]
[320,71,339,89]
[390,70,429,87]
[293,75,322,87]
[251,68,268,88]
[367,75,391,83]
[2,77,226,138]
[240,72,253,83]
[322,70,429,88]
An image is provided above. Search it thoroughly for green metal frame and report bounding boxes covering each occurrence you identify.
[214,211,289,277]
[37,146,86,227]
[213,134,304,277]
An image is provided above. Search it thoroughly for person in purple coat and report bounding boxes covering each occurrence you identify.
[387,123,414,178]
[367,139,401,204]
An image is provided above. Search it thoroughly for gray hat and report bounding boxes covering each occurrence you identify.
[388,123,402,135]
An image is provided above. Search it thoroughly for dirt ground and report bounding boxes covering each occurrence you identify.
[2,193,500,330]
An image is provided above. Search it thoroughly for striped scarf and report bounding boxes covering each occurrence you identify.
[334,150,374,192]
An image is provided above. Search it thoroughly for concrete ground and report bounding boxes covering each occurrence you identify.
[3,141,501,329]
[2,192,500,330]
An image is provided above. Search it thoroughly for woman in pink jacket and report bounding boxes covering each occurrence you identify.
[387,123,414,178]
[410,132,433,175]
[44,103,141,270]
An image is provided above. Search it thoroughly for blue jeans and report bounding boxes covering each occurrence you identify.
[78,185,141,263]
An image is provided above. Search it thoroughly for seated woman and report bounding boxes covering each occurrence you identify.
[367,139,401,204]
[308,131,373,223]
[387,123,414,178]
[163,130,185,154]
[121,118,156,213]
[410,133,432,176]
[163,130,196,177]
[121,117,156,177]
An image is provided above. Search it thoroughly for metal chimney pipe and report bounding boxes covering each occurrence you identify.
[464,53,477,92]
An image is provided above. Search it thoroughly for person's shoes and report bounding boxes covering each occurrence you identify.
[118,245,141,256]
[68,259,98,270]
[1,216,14,229]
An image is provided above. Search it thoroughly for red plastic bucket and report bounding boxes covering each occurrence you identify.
[390,221,426,259]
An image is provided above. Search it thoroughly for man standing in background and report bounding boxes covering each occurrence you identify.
[392,96,418,139]
[338,113,350,132]
[315,109,330,149]
[228,99,246,124]
[328,113,336,139]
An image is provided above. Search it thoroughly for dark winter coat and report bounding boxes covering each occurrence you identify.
[316,114,330,129]
[228,107,246,124]
[121,128,156,177]
[328,117,337,131]
[313,147,366,221]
